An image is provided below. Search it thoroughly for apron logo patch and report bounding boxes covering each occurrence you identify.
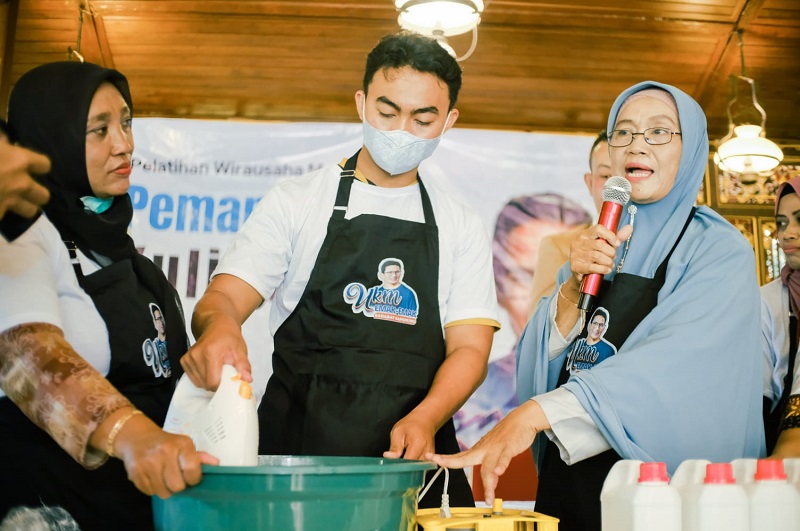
[142,302,172,377]
[342,257,419,325]
[566,306,617,373]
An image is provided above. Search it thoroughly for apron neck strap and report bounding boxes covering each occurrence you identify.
[651,207,696,280]
[64,240,84,278]
[333,150,360,218]
[334,150,436,226]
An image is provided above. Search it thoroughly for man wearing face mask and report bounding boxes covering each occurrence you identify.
[183,31,500,507]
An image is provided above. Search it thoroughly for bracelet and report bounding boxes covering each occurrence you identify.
[558,283,578,306]
[105,409,143,457]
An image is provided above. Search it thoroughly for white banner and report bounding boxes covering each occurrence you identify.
[130,118,595,449]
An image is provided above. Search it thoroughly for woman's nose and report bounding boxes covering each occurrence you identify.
[111,127,133,155]
[627,135,648,154]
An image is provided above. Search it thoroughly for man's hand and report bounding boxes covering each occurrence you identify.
[181,314,252,390]
[0,143,51,220]
[384,411,437,460]
[183,274,263,390]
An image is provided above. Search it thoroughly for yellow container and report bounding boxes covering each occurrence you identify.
[417,499,559,530]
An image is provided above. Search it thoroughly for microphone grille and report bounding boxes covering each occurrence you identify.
[602,176,632,205]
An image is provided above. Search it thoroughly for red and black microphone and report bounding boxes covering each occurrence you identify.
[578,176,632,312]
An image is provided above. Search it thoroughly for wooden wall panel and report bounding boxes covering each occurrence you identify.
[4,0,799,146]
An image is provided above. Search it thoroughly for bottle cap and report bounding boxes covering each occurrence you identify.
[754,459,787,481]
[639,462,669,483]
[704,463,735,484]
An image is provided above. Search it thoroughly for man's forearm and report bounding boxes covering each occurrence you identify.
[191,289,242,339]
[412,343,489,429]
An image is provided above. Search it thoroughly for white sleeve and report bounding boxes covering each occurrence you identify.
[213,180,296,300]
[535,387,612,464]
[760,293,781,406]
[0,217,64,333]
[442,208,498,325]
[0,217,111,400]
[759,281,791,406]
[546,295,582,359]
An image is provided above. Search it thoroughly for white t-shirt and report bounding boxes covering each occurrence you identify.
[761,278,800,409]
[214,163,500,337]
[0,215,110,398]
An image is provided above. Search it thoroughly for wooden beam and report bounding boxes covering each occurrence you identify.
[81,2,114,67]
[695,0,767,109]
[735,0,768,27]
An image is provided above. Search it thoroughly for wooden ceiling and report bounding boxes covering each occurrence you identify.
[2,0,799,151]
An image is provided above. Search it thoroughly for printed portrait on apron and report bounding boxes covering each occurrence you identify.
[343,257,420,325]
[565,306,618,374]
[142,302,171,377]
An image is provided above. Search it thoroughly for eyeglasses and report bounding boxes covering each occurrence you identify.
[608,127,681,147]
[589,321,606,328]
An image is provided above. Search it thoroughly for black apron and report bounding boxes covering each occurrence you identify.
[260,151,473,508]
[763,309,797,453]
[534,208,695,531]
[0,249,183,531]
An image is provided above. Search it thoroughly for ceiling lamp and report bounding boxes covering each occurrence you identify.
[715,31,783,175]
[395,0,484,61]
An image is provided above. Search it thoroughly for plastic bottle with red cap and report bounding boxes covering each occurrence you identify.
[698,463,749,531]
[783,457,800,493]
[746,459,800,531]
[674,461,749,531]
[730,457,758,486]
[600,460,681,531]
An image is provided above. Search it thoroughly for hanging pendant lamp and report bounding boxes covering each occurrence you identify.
[394,0,484,61]
[715,31,783,175]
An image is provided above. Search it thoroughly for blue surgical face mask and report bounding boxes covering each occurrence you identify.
[361,101,451,176]
[80,195,114,214]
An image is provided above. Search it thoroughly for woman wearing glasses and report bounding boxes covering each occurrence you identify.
[429,82,764,531]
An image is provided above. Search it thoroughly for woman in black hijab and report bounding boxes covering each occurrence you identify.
[0,62,215,530]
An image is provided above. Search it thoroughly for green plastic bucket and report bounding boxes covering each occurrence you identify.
[152,455,436,531]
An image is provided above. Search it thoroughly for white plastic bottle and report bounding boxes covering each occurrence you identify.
[671,459,710,530]
[746,459,800,531]
[600,460,681,531]
[730,457,757,486]
[783,457,800,493]
[681,462,748,531]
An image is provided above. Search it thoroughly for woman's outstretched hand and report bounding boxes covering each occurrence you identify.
[426,399,549,504]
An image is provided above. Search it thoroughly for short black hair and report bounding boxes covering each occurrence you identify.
[591,307,609,324]
[363,31,462,111]
[381,259,403,273]
[589,130,609,169]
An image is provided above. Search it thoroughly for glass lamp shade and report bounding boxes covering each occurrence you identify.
[713,151,730,173]
[395,0,483,37]
[716,124,784,174]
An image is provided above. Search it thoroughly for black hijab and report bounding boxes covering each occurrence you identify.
[7,61,189,362]
[8,61,136,259]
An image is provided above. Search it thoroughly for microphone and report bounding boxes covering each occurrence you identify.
[577,176,632,311]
